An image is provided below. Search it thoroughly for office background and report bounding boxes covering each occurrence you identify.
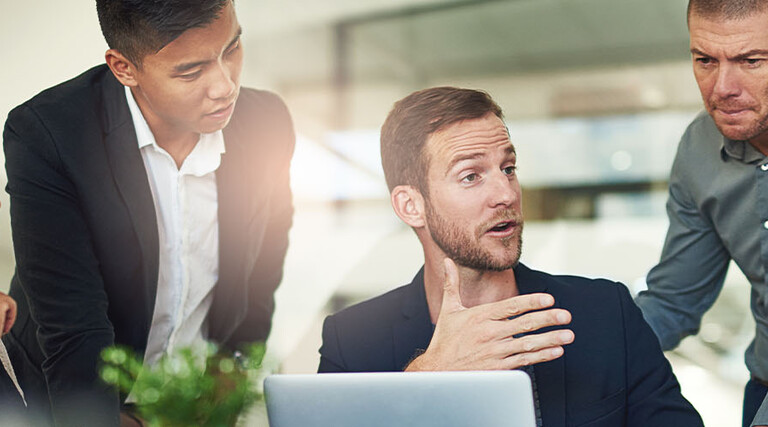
[0,1,751,425]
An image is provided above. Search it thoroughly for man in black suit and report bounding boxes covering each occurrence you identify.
[318,87,703,426]
[1,1,294,426]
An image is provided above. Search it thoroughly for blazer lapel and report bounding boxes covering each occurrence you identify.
[209,110,272,341]
[208,130,249,340]
[393,268,434,371]
[100,74,159,328]
[516,263,567,427]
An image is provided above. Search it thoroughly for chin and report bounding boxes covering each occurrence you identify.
[199,119,232,134]
[716,124,758,142]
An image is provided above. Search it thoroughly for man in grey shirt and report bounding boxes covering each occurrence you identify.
[635,1,768,426]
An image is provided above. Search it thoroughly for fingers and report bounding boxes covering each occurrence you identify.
[485,330,573,370]
[440,258,464,314]
[489,293,557,320]
[507,329,574,353]
[0,295,16,335]
[502,308,571,337]
[5,299,16,335]
[500,346,566,370]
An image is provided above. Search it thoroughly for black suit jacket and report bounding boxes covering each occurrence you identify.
[319,263,704,427]
[1,65,294,426]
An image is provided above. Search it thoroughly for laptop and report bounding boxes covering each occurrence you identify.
[264,370,536,427]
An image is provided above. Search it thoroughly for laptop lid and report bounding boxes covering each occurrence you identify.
[264,370,536,427]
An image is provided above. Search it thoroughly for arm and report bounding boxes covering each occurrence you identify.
[635,152,730,350]
[621,285,704,426]
[4,105,119,426]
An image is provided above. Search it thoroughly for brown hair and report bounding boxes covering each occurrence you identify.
[688,0,768,21]
[380,87,503,195]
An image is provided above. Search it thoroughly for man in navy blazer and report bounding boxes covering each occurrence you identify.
[1,1,294,426]
[318,87,702,426]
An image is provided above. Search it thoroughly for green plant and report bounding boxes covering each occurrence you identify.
[100,343,266,427]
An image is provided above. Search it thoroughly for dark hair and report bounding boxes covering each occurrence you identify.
[688,0,768,21]
[96,0,231,66]
[380,87,503,195]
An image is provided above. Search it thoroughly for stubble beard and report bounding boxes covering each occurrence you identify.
[425,201,523,272]
[708,92,768,143]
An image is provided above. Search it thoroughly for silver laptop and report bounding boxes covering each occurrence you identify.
[264,370,536,427]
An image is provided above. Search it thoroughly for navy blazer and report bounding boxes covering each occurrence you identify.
[319,263,703,427]
[1,65,294,426]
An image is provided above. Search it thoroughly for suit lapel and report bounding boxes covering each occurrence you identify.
[208,106,273,341]
[100,73,159,327]
[208,128,249,340]
[516,264,567,427]
[393,268,434,370]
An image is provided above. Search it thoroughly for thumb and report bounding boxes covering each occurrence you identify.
[441,258,464,314]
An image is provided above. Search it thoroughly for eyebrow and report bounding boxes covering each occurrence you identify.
[173,27,243,73]
[445,144,516,175]
[691,48,768,60]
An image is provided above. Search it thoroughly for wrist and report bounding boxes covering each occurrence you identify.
[404,350,435,372]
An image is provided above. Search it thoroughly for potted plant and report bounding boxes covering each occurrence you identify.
[100,343,266,427]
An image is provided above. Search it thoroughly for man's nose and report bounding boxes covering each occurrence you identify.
[488,171,518,207]
[712,65,742,100]
[208,62,237,100]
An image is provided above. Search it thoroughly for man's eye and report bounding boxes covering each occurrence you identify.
[461,173,478,183]
[695,57,713,65]
[503,166,517,175]
[745,58,764,67]
[179,71,201,80]
[227,40,241,55]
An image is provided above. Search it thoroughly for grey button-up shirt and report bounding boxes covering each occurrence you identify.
[636,111,768,382]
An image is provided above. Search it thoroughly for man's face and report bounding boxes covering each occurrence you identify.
[689,10,768,146]
[130,1,243,139]
[422,113,523,272]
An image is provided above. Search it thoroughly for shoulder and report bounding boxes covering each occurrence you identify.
[8,65,111,126]
[522,266,634,330]
[525,266,628,303]
[4,65,113,162]
[320,283,419,372]
[326,284,411,332]
[225,87,295,155]
[230,87,292,127]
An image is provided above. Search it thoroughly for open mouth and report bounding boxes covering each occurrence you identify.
[488,221,515,233]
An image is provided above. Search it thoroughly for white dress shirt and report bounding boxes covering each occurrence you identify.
[125,86,224,366]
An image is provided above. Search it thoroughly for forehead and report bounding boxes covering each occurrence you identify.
[426,114,513,167]
[142,3,239,69]
[689,11,768,54]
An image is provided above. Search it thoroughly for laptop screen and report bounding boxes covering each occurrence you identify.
[264,370,536,427]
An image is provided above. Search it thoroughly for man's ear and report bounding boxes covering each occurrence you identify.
[105,49,139,87]
[391,185,426,228]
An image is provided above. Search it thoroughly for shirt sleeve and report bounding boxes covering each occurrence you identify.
[635,132,731,351]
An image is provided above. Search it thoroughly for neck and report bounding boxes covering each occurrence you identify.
[152,131,200,169]
[423,255,519,324]
[130,87,200,168]
[749,132,768,157]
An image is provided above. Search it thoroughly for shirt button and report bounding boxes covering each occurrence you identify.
[764,220,768,229]
[762,164,768,171]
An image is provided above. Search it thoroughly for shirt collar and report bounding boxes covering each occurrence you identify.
[124,86,226,176]
[721,137,766,164]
